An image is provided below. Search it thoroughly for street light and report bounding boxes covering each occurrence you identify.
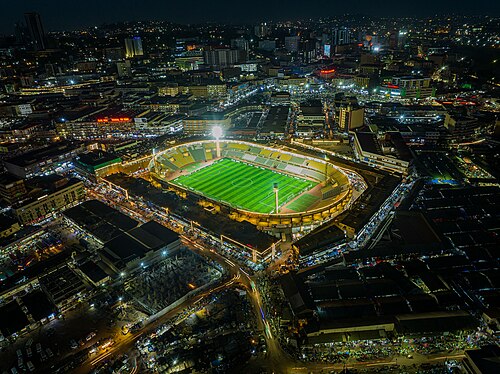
[213,125,223,158]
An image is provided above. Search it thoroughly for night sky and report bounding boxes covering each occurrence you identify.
[1,0,499,34]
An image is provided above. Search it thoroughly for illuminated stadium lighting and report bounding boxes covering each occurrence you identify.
[273,183,279,214]
[213,126,223,158]
[213,125,223,140]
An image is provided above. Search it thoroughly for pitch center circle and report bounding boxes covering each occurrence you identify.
[231,178,253,187]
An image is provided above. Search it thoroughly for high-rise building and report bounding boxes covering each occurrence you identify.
[0,174,27,204]
[104,47,124,61]
[300,39,317,62]
[254,23,270,37]
[14,21,29,45]
[175,37,198,56]
[203,49,246,67]
[389,30,398,49]
[338,105,365,132]
[231,38,249,52]
[124,37,144,58]
[258,40,276,52]
[230,38,249,61]
[24,12,46,51]
[285,36,300,52]
[398,30,408,48]
[117,60,132,77]
[332,27,351,46]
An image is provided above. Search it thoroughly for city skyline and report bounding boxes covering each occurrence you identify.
[0,2,498,373]
[1,0,499,34]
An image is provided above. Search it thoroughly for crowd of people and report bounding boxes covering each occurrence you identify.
[298,330,496,365]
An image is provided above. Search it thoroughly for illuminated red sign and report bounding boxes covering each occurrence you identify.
[97,117,131,123]
[320,69,335,74]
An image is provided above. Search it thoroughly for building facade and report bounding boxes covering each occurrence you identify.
[14,178,85,224]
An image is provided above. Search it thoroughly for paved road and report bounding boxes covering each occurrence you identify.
[80,185,470,373]
[184,236,297,373]
[73,273,237,374]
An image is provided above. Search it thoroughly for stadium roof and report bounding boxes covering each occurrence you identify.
[105,173,278,253]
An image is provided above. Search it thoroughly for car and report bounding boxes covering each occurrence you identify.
[40,350,47,362]
[26,361,35,372]
[18,357,23,368]
[10,367,18,374]
[26,347,32,358]
[25,339,33,348]
[86,332,96,341]
[70,340,78,349]
[100,339,115,350]
[35,343,42,353]
[16,349,23,358]
[46,347,54,358]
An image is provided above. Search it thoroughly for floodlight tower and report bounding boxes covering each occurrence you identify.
[273,182,279,214]
[213,125,223,158]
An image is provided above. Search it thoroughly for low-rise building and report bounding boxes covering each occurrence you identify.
[100,220,181,274]
[13,176,85,224]
[183,113,231,136]
[296,100,326,138]
[259,106,290,139]
[39,265,88,312]
[3,142,84,179]
[74,151,122,181]
[271,91,291,105]
[352,131,411,174]
[378,76,435,99]
[0,173,27,204]
[462,345,500,374]
[77,261,110,287]
[444,114,481,143]
[0,215,21,238]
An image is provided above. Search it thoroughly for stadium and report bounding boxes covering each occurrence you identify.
[149,139,354,237]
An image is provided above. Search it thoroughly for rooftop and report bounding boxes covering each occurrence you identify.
[4,142,82,168]
[78,261,109,284]
[75,151,121,168]
[355,132,382,155]
[63,199,139,242]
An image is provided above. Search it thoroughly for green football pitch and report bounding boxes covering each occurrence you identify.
[171,158,317,213]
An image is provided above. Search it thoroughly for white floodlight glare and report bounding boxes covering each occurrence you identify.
[213,125,223,139]
[213,126,223,158]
